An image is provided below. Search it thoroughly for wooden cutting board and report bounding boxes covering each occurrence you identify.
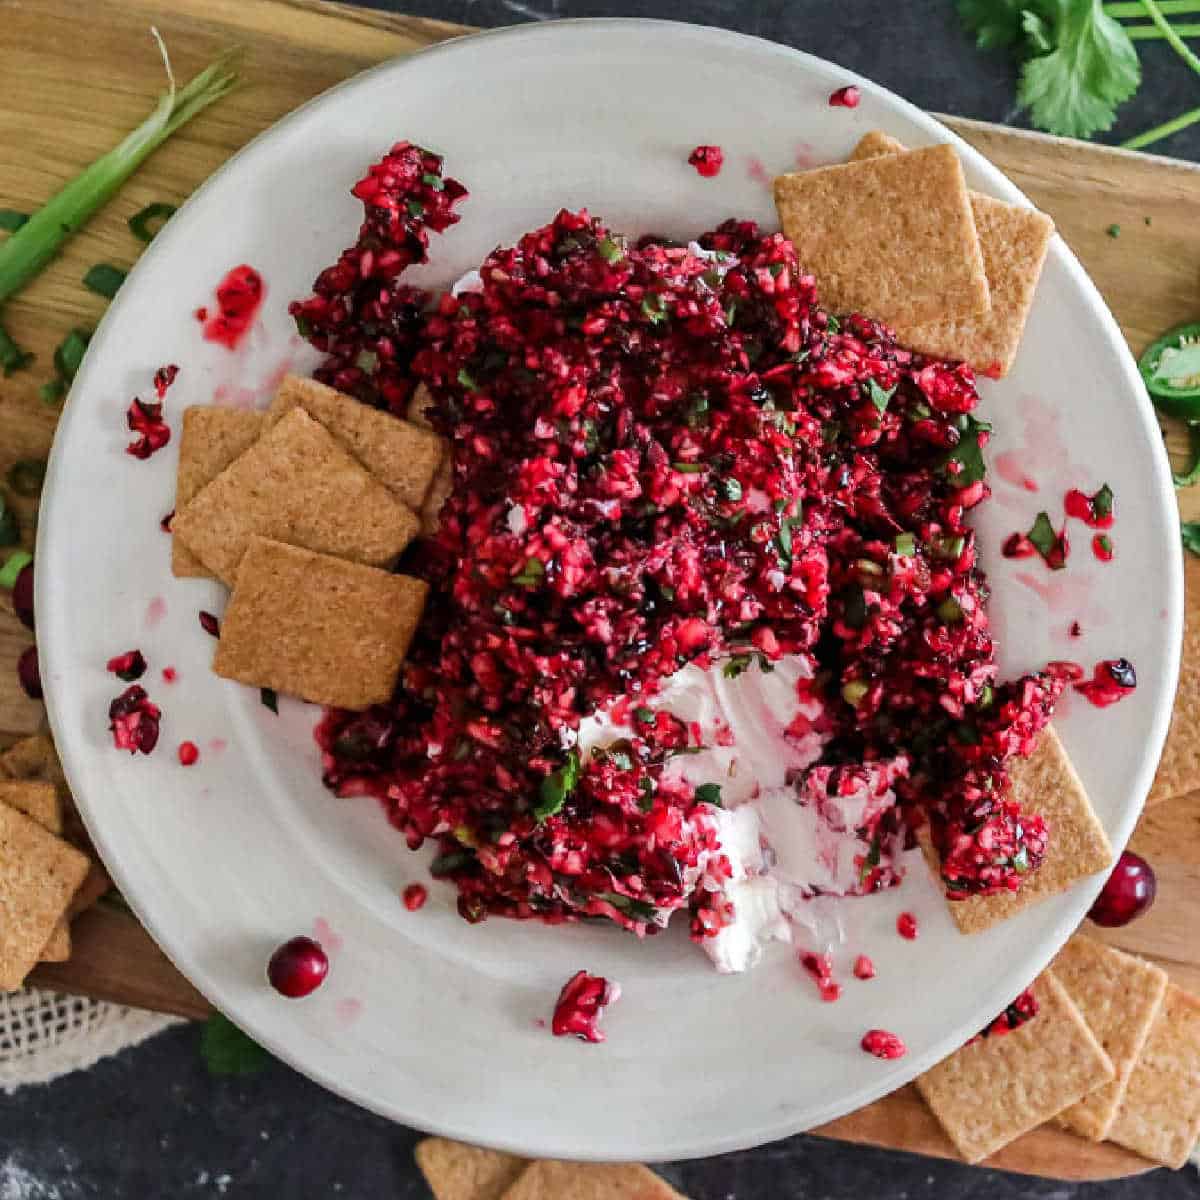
[4,0,1200,1181]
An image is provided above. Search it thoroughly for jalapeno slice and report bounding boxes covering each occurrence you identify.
[1140,322,1200,419]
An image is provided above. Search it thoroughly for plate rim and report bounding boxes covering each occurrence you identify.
[36,17,1183,1161]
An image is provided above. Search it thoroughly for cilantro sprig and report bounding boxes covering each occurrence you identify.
[959,0,1200,148]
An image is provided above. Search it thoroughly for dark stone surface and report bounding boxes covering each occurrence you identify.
[5,3,1198,1196]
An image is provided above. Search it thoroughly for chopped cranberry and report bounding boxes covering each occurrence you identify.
[17,645,41,700]
[1069,621,1082,638]
[267,936,329,998]
[1002,533,1036,559]
[402,882,428,911]
[125,397,171,459]
[162,666,177,683]
[828,85,861,108]
[1064,484,1114,529]
[551,970,618,1043]
[152,363,179,399]
[687,145,724,177]
[981,361,1003,380]
[12,562,33,630]
[202,266,265,350]
[198,611,220,638]
[177,741,199,766]
[160,510,174,533]
[1088,850,1156,927]
[108,685,161,755]
[1092,533,1113,562]
[194,307,207,322]
[861,1028,906,1059]
[106,649,147,682]
[853,954,875,980]
[896,911,918,940]
[977,987,1039,1040]
[1074,658,1136,707]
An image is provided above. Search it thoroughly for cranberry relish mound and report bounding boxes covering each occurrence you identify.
[302,142,1071,950]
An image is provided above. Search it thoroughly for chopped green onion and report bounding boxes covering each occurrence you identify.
[0,45,238,307]
[0,323,33,376]
[597,237,623,264]
[1106,223,1121,238]
[128,202,178,243]
[0,549,31,589]
[82,263,127,298]
[0,211,29,233]
[53,328,90,382]
[7,460,46,498]
[673,462,704,474]
[456,367,479,392]
[513,556,545,587]
[0,496,18,546]
[893,532,916,557]
[1181,521,1200,557]
[405,199,424,217]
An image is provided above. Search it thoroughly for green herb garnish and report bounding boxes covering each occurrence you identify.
[201,1012,270,1077]
[0,550,31,588]
[634,707,655,724]
[430,849,475,876]
[513,556,545,587]
[594,892,657,921]
[1092,482,1114,519]
[893,532,916,558]
[866,379,896,415]
[82,263,127,298]
[1182,521,1200,556]
[128,202,178,243]
[694,782,723,807]
[421,173,444,190]
[597,236,623,264]
[1106,223,1122,238]
[941,413,991,486]
[1027,511,1067,568]
[534,749,580,822]
[53,327,91,382]
[456,367,479,392]
[723,653,753,679]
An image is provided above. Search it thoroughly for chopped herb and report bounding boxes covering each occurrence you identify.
[0,550,31,588]
[637,777,655,812]
[1092,482,1114,520]
[694,782,723,807]
[7,460,46,498]
[354,349,378,373]
[82,263,127,298]
[406,199,424,218]
[931,533,966,561]
[0,324,33,376]
[634,707,655,724]
[893,532,916,557]
[641,294,668,325]
[128,202,178,243]
[1012,846,1030,874]
[53,327,90,381]
[0,496,18,546]
[718,476,743,502]
[1026,511,1067,568]
[776,510,804,569]
[673,462,705,474]
[866,379,896,415]
[39,378,65,405]
[293,313,312,339]
[1106,223,1121,238]
[595,892,656,920]
[685,393,710,427]
[976,682,995,710]
[430,849,475,876]
[1182,522,1200,557]
[841,679,869,707]
[937,596,964,623]
[941,413,991,486]
[260,687,278,714]
[825,314,840,334]
[201,1012,270,1077]
[456,367,479,392]
[859,834,882,883]
[723,653,753,679]
[421,172,444,190]
[513,556,545,587]
[724,300,737,326]
[597,236,623,264]
[534,749,580,822]
[0,211,29,233]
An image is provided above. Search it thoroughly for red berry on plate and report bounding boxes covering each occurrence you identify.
[12,562,34,630]
[267,936,329,998]
[1088,850,1156,927]
[829,85,861,108]
[402,883,428,911]
[861,1028,906,1059]
[896,911,918,940]
[853,954,875,980]
[178,741,199,766]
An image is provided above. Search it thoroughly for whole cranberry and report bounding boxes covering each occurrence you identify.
[12,563,33,630]
[1088,850,1156,927]
[267,937,329,998]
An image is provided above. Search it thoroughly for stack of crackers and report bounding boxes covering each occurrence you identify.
[0,735,110,991]
[170,377,449,711]
[414,1138,691,1200]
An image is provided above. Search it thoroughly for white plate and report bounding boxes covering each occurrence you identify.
[38,20,1181,1161]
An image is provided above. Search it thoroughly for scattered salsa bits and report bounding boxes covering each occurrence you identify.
[896,911,919,940]
[1074,658,1136,708]
[829,85,861,108]
[201,265,265,351]
[178,740,200,766]
[199,611,220,638]
[853,954,876,980]
[687,144,724,177]
[108,685,161,755]
[1092,533,1114,562]
[126,396,171,460]
[975,988,1038,1040]
[402,882,428,911]
[861,1028,906,1059]
[153,363,180,400]
[551,970,619,1043]
[1064,484,1114,528]
[106,649,147,682]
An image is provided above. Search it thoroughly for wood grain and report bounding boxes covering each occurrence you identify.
[2,0,1198,1181]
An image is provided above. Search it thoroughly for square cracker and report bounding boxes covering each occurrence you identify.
[213,537,429,711]
[499,1161,687,1200]
[1107,983,1200,1169]
[773,144,990,328]
[39,922,70,962]
[0,781,62,835]
[172,407,266,578]
[915,970,1114,1164]
[414,1139,527,1200]
[925,725,1113,934]
[172,406,419,587]
[267,376,445,511]
[407,383,435,431]
[850,132,1054,375]
[1052,935,1168,1140]
[421,458,454,537]
[0,804,90,990]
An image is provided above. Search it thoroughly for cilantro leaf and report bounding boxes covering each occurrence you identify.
[1027,511,1067,568]
[941,414,991,486]
[1182,522,1200,557]
[694,782,723,807]
[1017,0,1140,138]
[957,0,1034,50]
[866,379,896,415]
[201,1013,270,1077]
[534,749,580,822]
[594,891,657,921]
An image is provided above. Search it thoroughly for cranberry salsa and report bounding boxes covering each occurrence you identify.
[292,142,1119,971]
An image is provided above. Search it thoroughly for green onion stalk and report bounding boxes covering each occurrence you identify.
[0,35,240,373]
